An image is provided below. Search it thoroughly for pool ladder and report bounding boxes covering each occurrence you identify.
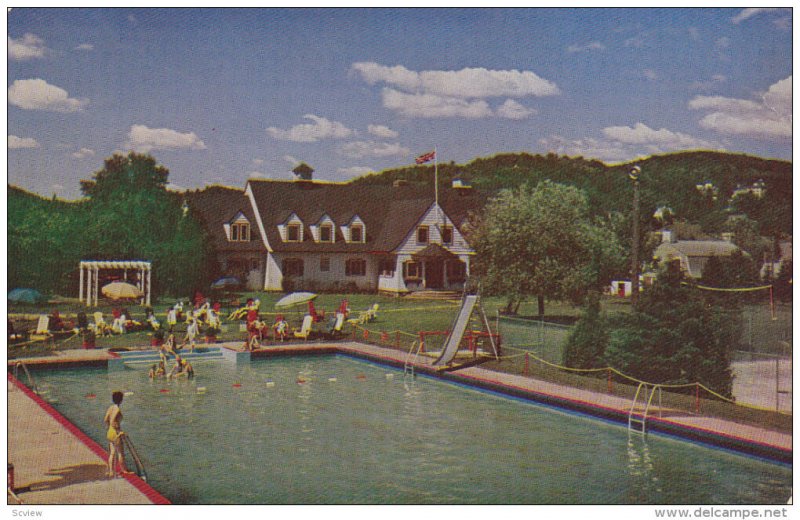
[12,362,40,395]
[628,383,662,436]
[404,341,420,377]
[120,433,148,481]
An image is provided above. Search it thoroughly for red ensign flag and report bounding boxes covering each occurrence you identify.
[415,150,436,164]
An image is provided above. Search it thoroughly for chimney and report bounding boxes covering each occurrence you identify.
[292,162,314,181]
[661,229,675,244]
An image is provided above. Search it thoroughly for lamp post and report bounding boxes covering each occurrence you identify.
[629,165,641,306]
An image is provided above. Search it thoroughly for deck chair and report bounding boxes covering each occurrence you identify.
[93,312,111,336]
[326,313,345,338]
[358,303,379,324]
[30,315,52,341]
[293,315,314,341]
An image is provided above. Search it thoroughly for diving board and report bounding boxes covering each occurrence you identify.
[432,294,479,367]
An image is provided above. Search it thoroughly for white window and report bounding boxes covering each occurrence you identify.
[286,224,301,242]
[320,224,334,243]
[345,259,366,276]
[229,222,250,242]
[350,224,364,243]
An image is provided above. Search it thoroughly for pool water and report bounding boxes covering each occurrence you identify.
[32,355,791,504]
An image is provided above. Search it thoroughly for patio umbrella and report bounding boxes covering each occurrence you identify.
[275,292,317,309]
[102,282,143,300]
[211,276,242,289]
[8,288,44,304]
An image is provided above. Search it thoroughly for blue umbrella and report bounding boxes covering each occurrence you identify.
[8,288,45,304]
[211,276,242,289]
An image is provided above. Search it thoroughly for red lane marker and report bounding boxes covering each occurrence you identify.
[232,383,242,388]
[159,388,170,393]
[85,393,97,399]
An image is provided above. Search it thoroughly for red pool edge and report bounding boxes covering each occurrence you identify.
[7,372,171,505]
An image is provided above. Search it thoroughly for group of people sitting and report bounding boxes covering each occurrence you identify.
[148,354,193,380]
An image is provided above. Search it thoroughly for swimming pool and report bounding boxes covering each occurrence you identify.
[32,355,791,504]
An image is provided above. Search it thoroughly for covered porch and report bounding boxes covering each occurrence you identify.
[378,244,469,294]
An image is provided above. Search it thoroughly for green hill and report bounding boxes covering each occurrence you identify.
[352,150,792,237]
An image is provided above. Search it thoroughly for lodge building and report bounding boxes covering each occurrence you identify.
[187,177,486,294]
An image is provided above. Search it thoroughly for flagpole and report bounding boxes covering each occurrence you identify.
[434,146,438,209]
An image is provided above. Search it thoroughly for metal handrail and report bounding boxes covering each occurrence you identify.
[13,362,39,395]
[404,341,420,377]
[120,433,147,481]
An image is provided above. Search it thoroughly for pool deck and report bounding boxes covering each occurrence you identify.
[7,340,792,504]
[7,370,169,505]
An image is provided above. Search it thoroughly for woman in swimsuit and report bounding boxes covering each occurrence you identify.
[103,391,131,477]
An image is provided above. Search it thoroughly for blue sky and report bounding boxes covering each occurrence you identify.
[7,7,793,199]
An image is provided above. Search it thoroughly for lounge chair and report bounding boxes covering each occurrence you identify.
[30,315,52,341]
[293,315,314,341]
[326,312,345,338]
[357,303,379,324]
[94,312,111,336]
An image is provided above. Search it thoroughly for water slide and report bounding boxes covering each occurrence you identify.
[432,294,479,367]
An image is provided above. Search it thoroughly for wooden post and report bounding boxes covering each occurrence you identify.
[524,352,529,376]
[695,383,700,414]
[79,263,84,304]
[395,331,400,349]
[607,369,613,393]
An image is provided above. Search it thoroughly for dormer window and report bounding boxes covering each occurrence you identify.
[286,224,301,242]
[350,224,363,243]
[320,224,334,243]
[227,212,251,242]
[231,223,250,241]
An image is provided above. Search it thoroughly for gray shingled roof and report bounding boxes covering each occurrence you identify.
[184,185,263,253]
[246,180,486,253]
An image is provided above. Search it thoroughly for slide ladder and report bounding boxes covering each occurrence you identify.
[432,294,479,367]
[628,383,662,435]
[403,341,420,377]
[120,433,148,481]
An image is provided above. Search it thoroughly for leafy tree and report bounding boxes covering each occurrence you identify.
[774,260,792,302]
[563,292,608,369]
[79,152,214,296]
[470,180,625,315]
[603,262,735,397]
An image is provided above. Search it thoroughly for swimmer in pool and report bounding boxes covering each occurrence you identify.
[103,391,132,477]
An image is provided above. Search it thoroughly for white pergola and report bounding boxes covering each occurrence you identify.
[79,260,152,307]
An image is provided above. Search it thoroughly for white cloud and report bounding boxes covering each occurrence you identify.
[688,76,792,138]
[75,43,94,51]
[126,124,207,152]
[8,135,40,149]
[353,62,559,99]
[339,141,410,159]
[8,79,88,112]
[367,124,398,139]
[539,135,631,163]
[603,122,715,149]
[382,89,492,119]
[8,33,46,60]
[541,122,723,163]
[567,41,605,53]
[732,8,781,24]
[283,155,300,166]
[338,166,375,177]
[248,171,270,179]
[496,99,536,120]
[643,69,658,81]
[267,114,353,142]
[71,147,95,159]
[352,62,558,119]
